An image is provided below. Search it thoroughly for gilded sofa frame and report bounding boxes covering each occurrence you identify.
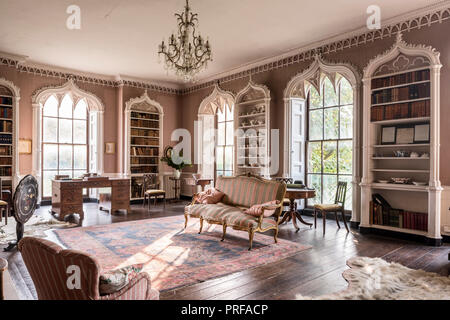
[184,174,286,250]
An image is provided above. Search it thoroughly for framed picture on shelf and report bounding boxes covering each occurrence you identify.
[396,127,414,144]
[105,142,115,154]
[414,123,430,143]
[381,126,396,145]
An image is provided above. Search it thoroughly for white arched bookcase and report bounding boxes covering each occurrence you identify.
[124,91,164,200]
[359,33,442,245]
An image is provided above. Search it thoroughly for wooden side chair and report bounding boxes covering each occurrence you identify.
[0,178,10,225]
[142,173,166,211]
[313,181,349,234]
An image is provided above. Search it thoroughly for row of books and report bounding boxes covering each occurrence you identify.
[372,83,430,104]
[131,137,159,146]
[0,107,12,119]
[370,201,428,231]
[131,157,158,165]
[370,100,430,122]
[0,97,12,105]
[131,146,159,156]
[0,134,12,144]
[131,166,158,174]
[131,119,160,129]
[131,112,159,121]
[131,128,159,137]
[371,69,430,89]
[0,146,11,156]
[0,158,12,165]
[0,120,12,133]
[0,167,12,176]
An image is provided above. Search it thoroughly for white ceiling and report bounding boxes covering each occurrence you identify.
[0,0,445,86]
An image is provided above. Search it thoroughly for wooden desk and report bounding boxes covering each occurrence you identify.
[169,177,181,200]
[52,177,130,224]
[279,188,316,232]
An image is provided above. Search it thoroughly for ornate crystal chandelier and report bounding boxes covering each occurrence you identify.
[158,0,212,82]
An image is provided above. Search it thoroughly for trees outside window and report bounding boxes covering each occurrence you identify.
[216,104,234,178]
[307,77,353,210]
[41,94,88,198]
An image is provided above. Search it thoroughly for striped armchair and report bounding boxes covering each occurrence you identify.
[18,237,159,300]
[185,174,286,250]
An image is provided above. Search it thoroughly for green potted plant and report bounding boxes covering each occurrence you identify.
[160,146,192,179]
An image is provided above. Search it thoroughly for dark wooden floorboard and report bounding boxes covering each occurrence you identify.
[33,202,450,300]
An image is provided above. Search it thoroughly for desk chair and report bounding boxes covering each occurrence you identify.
[313,181,349,234]
[142,174,166,211]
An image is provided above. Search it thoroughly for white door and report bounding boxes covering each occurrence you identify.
[290,99,306,184]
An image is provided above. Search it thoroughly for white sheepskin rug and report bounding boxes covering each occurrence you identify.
[297,256,450,300]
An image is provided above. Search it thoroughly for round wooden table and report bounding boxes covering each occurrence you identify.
[279,188,316,232]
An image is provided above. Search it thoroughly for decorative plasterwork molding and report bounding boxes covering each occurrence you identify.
[198,83,236,115]
[179,5,450,95]
[124,90,164,115]
[0,77,20,98]
[0,4,448,95]
[284,54,361,99]
[235,79,271,104]
[363,32,441,79]
[32,78,105,112]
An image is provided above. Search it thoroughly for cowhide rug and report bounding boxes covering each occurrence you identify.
[297,256,450,300]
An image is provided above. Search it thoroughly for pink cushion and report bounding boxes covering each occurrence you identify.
[244,200,280,217]
[195,188,224,204]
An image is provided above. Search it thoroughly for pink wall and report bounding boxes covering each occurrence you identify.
[179,21,450,184]
[0,65,180,175]
[0,19,449,183]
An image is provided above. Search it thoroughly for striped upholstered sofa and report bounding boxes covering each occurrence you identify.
[184,174,286,250]
[18,237,159,300]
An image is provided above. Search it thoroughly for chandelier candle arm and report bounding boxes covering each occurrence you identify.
[158,0,212,82]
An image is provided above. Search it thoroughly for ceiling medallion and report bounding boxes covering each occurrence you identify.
[158,0,212,83]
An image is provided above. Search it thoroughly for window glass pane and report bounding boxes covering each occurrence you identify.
[43,117,57,143]
[323,175,337,204]
[226,122,234,145]
[217,108,225,122]
[59,95,73,118]
[43,144,58,170]
[226,105,234,121]
[309,87,321,109]
[59,145,73,169]
[338,175,352,210]
[340,79,353,105]
[42,171,57,198]
[224,146,233,171]
[309,109,323,140]
[223,171,233,177]
[73,120,87,144]
[307,174,322,204]
[74,145,87,169]
[338,140,352,174]
[323,141,337,174]
[324,107,339,140]
[324,78,338,107]
[216,147,224,170]
[340,105,353,139]
[43,96,58,117]
[59,119,73,144]
[307,142,322,174]
[74,99,87,120]
[217,122,225,146]
[216,171,223,177]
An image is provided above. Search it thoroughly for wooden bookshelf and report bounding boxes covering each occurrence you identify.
[125,93,164,201]
[235,81,271,178]
[360,35,442,244]
[0,88,14,199]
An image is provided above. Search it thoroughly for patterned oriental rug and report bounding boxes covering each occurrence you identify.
[54,215,310,292]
